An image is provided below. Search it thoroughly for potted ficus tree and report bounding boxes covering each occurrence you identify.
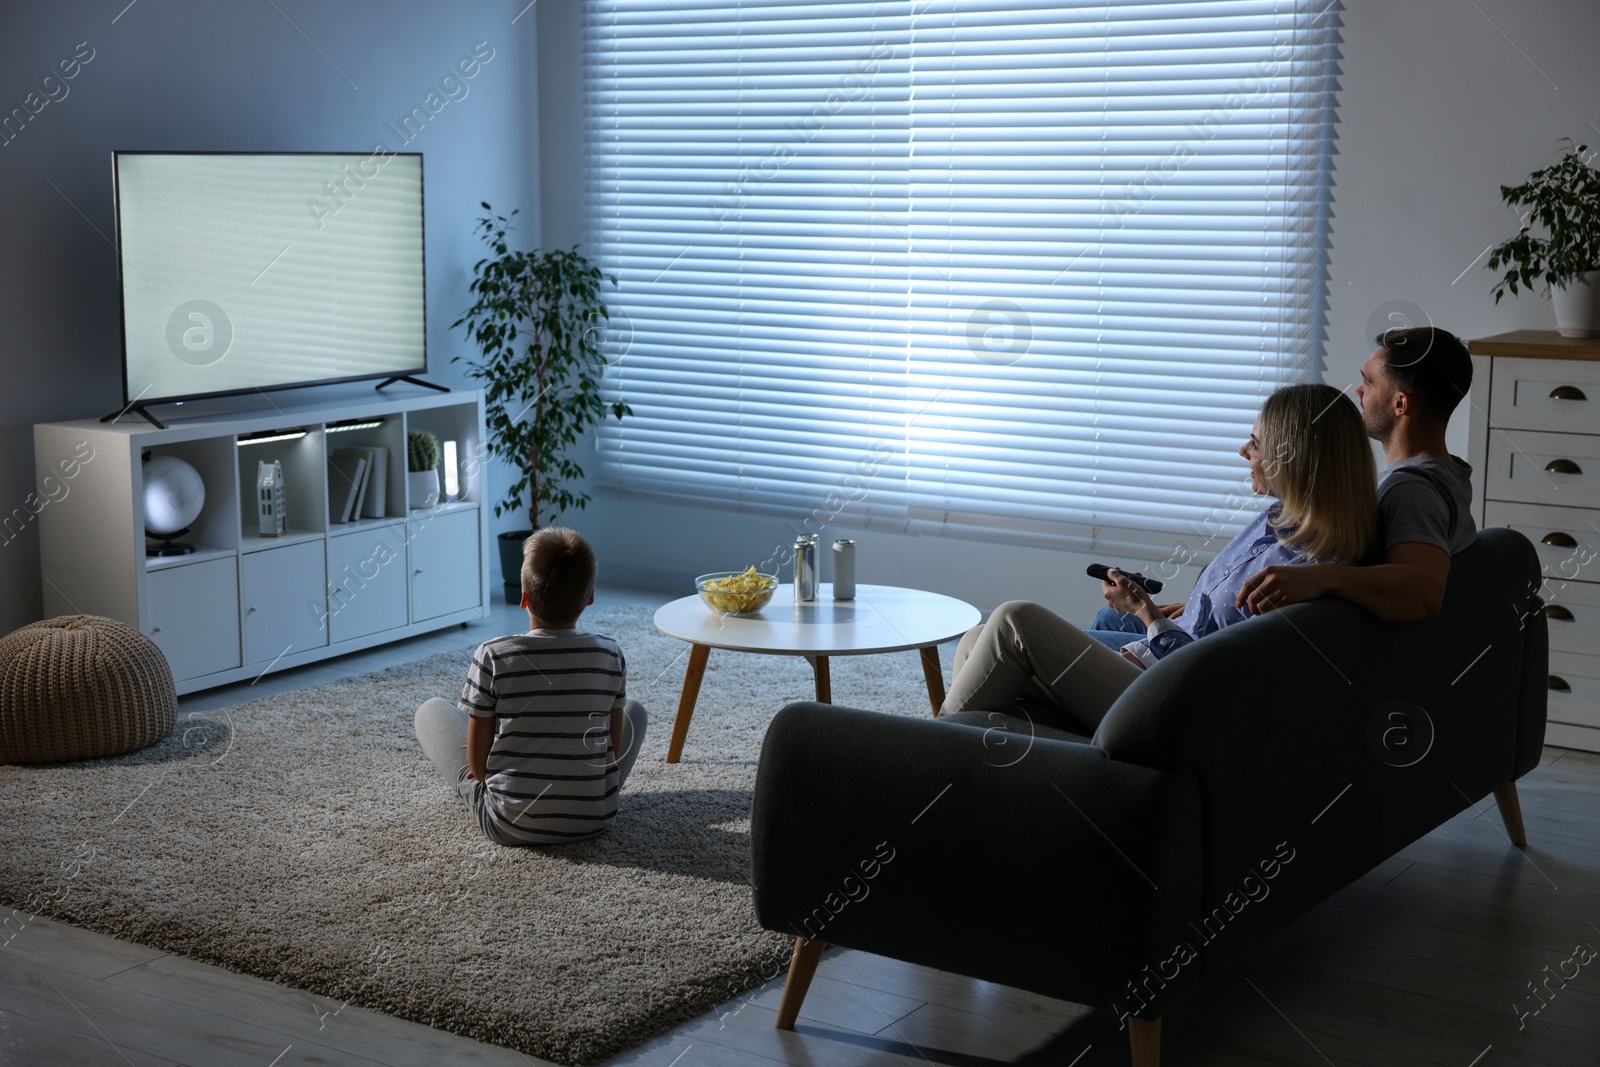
[1487,139,1600,337]
[452,205,631,601]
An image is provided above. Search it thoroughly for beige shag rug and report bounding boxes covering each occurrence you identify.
[0,602,947,1065]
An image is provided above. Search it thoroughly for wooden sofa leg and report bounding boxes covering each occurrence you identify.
[775,937,826,1030]
[1493,781,1527,848]
[1128,1016,1161,1067]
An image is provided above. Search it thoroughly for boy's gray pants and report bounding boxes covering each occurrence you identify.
[414,697,648,844]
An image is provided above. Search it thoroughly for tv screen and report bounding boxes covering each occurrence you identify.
[113,151,426,408]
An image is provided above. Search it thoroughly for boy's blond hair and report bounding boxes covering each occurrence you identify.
[521,527,596,625]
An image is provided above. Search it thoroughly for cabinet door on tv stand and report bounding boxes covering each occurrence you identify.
[409,510,480,622]
[241,541,330,665]
[326,528,409,643]
[146,558,241,681]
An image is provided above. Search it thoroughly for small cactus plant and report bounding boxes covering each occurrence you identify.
[407,430,440,473]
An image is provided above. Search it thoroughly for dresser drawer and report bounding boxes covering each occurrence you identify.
[1484,501,1600,584]
[1535,578,1600,655]
[1485,430,1600,509]
[1547,652,1600,731]
[1488,357,1600,433]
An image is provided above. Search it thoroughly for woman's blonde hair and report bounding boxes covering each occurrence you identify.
[1256,383,1377,564]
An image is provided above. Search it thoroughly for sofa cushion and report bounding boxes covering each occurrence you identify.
[936,706,1096,747]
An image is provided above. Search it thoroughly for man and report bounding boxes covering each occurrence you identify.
[1236,326,1476,620]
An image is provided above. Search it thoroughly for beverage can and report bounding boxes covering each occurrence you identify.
[794,535,819,601]
[833,539,856,600]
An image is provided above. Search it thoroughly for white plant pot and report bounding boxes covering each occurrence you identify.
[408,470,440,508]
[1552,271,1600,338]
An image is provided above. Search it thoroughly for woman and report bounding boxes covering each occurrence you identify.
[940,383,1377,733]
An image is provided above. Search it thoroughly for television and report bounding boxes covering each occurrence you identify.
[110,151,428,420]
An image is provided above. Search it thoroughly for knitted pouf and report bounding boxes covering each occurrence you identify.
[0,615,177,764]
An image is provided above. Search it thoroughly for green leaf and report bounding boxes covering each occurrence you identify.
[1488,140,1600,295]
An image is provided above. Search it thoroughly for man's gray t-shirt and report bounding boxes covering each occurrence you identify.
[1377,454,1476,556]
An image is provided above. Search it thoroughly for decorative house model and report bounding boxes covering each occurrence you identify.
[257,459,286,537]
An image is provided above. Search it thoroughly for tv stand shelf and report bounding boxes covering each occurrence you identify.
[238,528,324,553]
[35,390,488,695]
[147,544,235,569]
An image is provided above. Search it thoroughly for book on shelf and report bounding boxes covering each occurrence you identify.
[356,446,388,518]
[328,450,369,524]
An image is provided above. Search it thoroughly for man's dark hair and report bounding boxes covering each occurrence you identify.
[1373,326,1472,421]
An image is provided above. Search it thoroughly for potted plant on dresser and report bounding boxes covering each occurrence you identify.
[453,205,631,602]
[1487,138,1600,336]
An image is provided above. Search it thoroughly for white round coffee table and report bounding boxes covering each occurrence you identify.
[653,582,980,762]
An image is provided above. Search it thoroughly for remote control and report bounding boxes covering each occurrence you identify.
[1086,564,1164,595]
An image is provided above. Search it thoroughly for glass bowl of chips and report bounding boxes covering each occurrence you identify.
[696,567,779,615]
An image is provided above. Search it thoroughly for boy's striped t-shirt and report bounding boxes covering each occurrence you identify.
[456,629,626,844]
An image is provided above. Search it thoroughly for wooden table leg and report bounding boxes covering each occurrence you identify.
[666,643,710,763]
[811,654,831,704]
[919,645,945,715]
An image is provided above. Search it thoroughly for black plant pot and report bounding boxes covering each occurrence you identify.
[497,529,533,605]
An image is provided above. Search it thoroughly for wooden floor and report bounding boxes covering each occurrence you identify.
[3,587,1598,1066]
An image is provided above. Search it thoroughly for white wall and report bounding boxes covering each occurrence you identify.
[534,0,1600,620]
[0,1,539,634]
[1327,0,1600,458]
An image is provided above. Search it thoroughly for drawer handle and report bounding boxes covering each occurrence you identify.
[1544,604,1576,621]
[1548,675,1571,693]
[1541,532,1579,547]
[1544,458,1583,475]
[1550,385,1589,401]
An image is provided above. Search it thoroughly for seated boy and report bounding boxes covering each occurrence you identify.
[414,527,647,844]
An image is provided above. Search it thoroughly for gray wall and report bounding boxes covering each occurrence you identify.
[536,0,1600,622]
[6,1,1598,635]
[1324,0,1600,393]
[0,0,539,634]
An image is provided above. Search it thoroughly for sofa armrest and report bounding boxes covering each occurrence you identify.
[751,702,1203,1010]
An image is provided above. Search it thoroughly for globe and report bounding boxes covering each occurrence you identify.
[143,455,206,537]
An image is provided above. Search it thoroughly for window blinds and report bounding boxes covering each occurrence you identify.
[584,0,1340,553]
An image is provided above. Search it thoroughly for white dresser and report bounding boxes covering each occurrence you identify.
[1468,331,1600,753]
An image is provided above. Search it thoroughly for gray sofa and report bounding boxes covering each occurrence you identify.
[750,527,1547,1066]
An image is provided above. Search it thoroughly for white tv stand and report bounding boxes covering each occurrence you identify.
[34,390,488,695]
